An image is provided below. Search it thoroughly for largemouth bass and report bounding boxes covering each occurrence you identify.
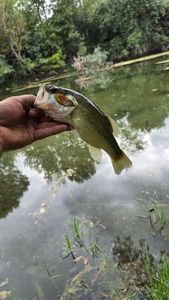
[34,84,132,175]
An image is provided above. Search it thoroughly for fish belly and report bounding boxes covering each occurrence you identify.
[71,108,132,174]
[71,113,106,148]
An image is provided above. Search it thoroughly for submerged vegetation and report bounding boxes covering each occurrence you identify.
[1,18,169,297]
[1,0,169,85]
[61,215,169,300]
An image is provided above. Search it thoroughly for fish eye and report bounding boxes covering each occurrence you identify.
[45,85,56,94]
[50,86,56,93]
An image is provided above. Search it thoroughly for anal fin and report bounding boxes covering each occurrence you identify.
[88,145,102,162]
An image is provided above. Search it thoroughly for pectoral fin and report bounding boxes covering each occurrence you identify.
[88,145,102,162]
[106,115,119,136]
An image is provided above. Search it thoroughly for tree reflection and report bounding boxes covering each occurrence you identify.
[0,152,29,218]
[24,132,96,183]
[2,60,169,189]
[117,116,148,153]
[75,61,169,134]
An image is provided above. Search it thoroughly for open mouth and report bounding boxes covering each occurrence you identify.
[55,94,75,107]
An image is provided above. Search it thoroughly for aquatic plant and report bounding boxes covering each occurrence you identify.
[69,217,84,247]
[60,212,169,299]
[148,200,169,234]
[62,234,76,260]
[88,232,102,258]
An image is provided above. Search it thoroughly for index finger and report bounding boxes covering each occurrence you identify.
[15,95,36,110]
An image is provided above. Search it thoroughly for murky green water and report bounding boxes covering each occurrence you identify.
[1,59,169,299]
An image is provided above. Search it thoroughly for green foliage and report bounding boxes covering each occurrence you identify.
[147,257,169,299]
[127,29,143,51]
[51,0,81,61]
[69,217,84,247]
[62,216,103,261]
[84,46,108,69]
[109,37,129,61]
[63,234,75,260]
[0,55,14,83]
[94,0,169,60]
[15,58,36,77]
[73,46,108,73]
[147,200,169,234]
[38,50,65,73]
[0,152,29,218]
[77,40,87,57]
[61,217,169,299]
[1,0,169,84]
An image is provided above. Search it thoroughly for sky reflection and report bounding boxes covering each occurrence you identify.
[0,60,169,299]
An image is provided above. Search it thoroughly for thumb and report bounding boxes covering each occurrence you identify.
[16,95,36,110]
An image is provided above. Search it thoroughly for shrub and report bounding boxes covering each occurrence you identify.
[38,49,65,73]
[0,55,14,84]
[84,46,108,69]
[73,46,108,73]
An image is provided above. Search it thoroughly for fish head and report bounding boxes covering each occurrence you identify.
[34,84,77,122]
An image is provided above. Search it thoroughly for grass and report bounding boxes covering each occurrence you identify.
[146,200,169,234]
[146,255,169,299]
[62,234,76,260]
[69,217,84,247]
[89,238,102,258]
[61,215,169,300]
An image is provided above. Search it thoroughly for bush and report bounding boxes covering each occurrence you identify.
[14,58,37,78]
[85,46,108,69]
[73,46,108,73]
[0,55,14,84]
[38,49,65,73]
[109,37,129,61]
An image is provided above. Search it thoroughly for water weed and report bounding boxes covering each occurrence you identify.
[69,217,84,247]
[61,216,169,300]
[62,234,76,260]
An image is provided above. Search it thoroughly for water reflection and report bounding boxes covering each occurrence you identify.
[0,152,29,218]
[24,132,96,183]
[0,59,169,299]
[118,116,148,153]
[74,61,169,133]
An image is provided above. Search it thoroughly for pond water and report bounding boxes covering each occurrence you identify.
[1,58,169,299]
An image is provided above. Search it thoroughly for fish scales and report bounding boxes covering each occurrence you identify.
[34,84,132,174]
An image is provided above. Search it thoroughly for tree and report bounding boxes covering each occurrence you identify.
[91,0,169,60]
[51,0,81,61]
[0,0,28,62]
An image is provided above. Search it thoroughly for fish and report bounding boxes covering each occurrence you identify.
[34,84,132,175]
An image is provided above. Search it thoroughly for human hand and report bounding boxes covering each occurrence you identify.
[0,95,71,153]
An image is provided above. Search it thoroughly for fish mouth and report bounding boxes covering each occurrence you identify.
[34,84,76,111]
[33,102,56,111]
[45,84,77,108]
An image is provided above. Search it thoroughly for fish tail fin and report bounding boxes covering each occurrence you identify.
[111,151,132,175]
